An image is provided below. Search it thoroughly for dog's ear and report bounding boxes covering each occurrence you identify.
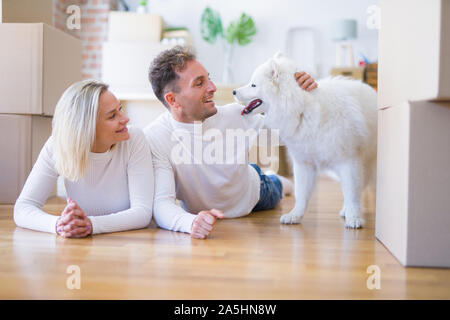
[270,58,280,83]
[273,51,284,60]
[268,58,281,93]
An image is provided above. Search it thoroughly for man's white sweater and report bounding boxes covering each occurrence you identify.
[143,103,267,234]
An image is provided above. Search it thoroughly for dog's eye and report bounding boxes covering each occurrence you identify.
[251,84,256,87]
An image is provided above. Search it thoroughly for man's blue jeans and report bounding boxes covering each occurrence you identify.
[250,163,283,211]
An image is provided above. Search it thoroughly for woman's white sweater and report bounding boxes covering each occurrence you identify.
[14,126,154,235]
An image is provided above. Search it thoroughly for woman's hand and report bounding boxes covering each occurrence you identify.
[56,198,92,238]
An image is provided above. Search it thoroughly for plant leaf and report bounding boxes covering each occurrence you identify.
[200,7,223,44]
[225,13,256,46]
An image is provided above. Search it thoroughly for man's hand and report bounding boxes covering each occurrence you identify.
[56,198,92,238]
[295,72,318,92]
[191,209,225,239]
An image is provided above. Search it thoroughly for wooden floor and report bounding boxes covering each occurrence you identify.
[1,176,449,300]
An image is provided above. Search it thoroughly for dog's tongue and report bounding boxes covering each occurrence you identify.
[241,99,262,115]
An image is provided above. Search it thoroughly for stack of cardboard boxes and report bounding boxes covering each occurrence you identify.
[0,0,81,203]
[376,0,450,267]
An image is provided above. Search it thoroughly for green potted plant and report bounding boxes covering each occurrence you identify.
[201,7,257,83]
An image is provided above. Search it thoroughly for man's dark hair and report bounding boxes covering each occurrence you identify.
[148,46,196,108]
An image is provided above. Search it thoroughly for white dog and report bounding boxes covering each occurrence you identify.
[234,52,377,228]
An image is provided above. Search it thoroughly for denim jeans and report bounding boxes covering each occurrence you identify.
[250,163,283,211]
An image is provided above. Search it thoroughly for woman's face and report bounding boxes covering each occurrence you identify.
[92,90,130,153]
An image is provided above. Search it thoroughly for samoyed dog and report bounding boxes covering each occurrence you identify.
[233,52,377,228]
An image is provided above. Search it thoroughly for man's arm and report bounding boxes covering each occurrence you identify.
[295,71,318,91]
[151,148,196,233]
[149,138,224,238]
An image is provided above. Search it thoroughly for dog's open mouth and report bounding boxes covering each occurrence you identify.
[241,99,263,115]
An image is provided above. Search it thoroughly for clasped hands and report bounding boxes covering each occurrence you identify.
[56,197,92,238]
[57,198,220,239]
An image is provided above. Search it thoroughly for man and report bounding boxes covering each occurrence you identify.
[143,46,317,239]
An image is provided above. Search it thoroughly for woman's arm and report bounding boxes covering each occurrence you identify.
[87,129,154,234]
[13,138,60,233]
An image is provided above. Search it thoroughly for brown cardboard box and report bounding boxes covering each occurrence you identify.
[378,0,450,108]
[330,67,364,80]
[0,0,53,24]
[364,63,378,90]
[0,23,82,116]
[376,101,450,267]
[0,114,53,204]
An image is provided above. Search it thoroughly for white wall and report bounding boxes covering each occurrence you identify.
[125,0,379,84]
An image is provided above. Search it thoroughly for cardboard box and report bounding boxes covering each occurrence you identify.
[0,114,53,204]
[376,100,450,267]
[330,67,364,80]
[0,23,82,116]
[0,0,53,25]
[102,41,172,92]
[378,0,450,108]
[107,11,163,42]
[364,63,378,90]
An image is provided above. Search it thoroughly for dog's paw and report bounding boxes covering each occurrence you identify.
[339,206,346,217]
[345,216,365,229]
[280,212,303,224]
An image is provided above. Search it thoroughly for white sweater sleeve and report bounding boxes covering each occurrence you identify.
[13,138,60,234]
[150,141,196,234]
[88,129,154,234]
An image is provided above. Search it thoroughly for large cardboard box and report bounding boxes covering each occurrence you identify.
[107,11,163,42]
[378,0,450,108]
[0,114,54,204]
[0,23,82,116]
[0,0,53,24]
[376,101,450,267]
[102,41,172,92]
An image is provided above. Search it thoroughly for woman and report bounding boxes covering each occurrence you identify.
[14,80,154,238]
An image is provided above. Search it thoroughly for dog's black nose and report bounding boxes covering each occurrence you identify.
[232,90,236,95]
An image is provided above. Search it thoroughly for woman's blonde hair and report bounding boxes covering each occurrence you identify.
[52,79,109,181]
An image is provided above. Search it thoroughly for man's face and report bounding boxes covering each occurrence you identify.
[171,60,217,122]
